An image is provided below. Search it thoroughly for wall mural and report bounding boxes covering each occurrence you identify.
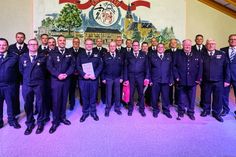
[34,0,185,47]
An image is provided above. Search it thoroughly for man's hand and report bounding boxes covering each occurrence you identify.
[123,81,129,86]
[90,75,96,80]
[58,74,65,80]
[176,78,180,82]
[102,80,106,84]
[224,82,230,87]
[195,81,200,84]
[144,79,149,86]
[149,82,153,86]
[83,74,90,79]
[120,79,123,83]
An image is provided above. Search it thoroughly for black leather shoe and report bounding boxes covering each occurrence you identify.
[34,110,38,115]
[164,112,172,119]
[36,125,44,134]
[139,111,146,117]
[153,112,158,118]
[128,110,133,116]
[80,114,89,122]
[114,110,122,115]
[91,113,99,121]
[69,105,74,111]
[24,125,35,135]
[0,121,4,129]
[9,121,21,129]
[105,110,109,117]
[200,110,210,117]
[187,114,195,120]
[61,119,71,125]
[221,110,229,117]
[49,124,59,134]
[213,115,224,122]
[178,113,184,118]
[44,118,50,123]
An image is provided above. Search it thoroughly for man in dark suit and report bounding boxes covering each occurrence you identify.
[142,42,151,106]
[192,34,207,54]
[148,37,158,52]
[47,35,75,133]
[149,43,173,118]
[19,39,47,135]
[125,39,133,53]
[123,40,150,117]
[102,41,124,117]
[165,39,181,106]
[92,38,107,104]
[43,37,56,123]
[192,34,207,109]
[173,39,202,120]
[8,32,29,116]
[201,39,230,122]
[77,39,103,122]
[116,36,126,58]
[0,38,21,129]
[221,34,236,116]
[68,37,85,110]
[38,34,49,54]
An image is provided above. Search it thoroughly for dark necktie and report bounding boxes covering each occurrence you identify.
[210,51,213,56]
[31,55,36,63]
[19,45,22,51]
[152,46,156,50]
[0,54,4,62]
[44,46,47,50]
[60,49,64,54]
[160,54,163,60]
[75,49,78,53]
[87,51,91,56]
[135,53,138,58]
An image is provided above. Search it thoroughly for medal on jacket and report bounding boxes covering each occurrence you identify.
[23,60,27,67]
[37,62,41,66]
[57,56,60,62]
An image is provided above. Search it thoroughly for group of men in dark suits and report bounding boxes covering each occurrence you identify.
[0,32,236,135]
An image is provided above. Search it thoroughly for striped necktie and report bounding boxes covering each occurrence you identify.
[230,47,236,62]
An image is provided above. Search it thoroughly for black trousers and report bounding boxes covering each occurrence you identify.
[129,77,145,112]
[69,74,77,108]
[177,85,196,115]
[105,78,121,111]
[22,84,45,127]
[203,81,223,116]
[151,82,170,114]
[0,84,17,124]
[222,81,236,113]
[51,79,70,125]
[79,79,98,115]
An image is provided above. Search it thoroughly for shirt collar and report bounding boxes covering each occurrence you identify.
[208,50,215,56]
[16,43,24,49]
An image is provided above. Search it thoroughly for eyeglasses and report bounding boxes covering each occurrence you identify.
[28,44,38,46]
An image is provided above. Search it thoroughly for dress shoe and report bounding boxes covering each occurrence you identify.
[128,110,133,116]
[34,110,38,115]
[24,125,35,135]
[69,105,74,111]
[187,114,195,120]
[36,125,44,134]
[9,121,21,129]
[0,121,4,129]
[178,113,184,118]
[139,111,146,117]
[234,111,236,115]
[153,112,158,118]
[221,110,229,117]
[164,112,172,119]
[200,110,210,117]
[49,124,59,134]
[213,115,224,122]
[44,118,50,123]
[91,113,99,121]
[105,110,110,117]
[61,119,71,125]
[80,114,89,122]
[114,110,122,115]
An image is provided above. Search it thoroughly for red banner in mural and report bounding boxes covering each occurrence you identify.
[59,0,151,11]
